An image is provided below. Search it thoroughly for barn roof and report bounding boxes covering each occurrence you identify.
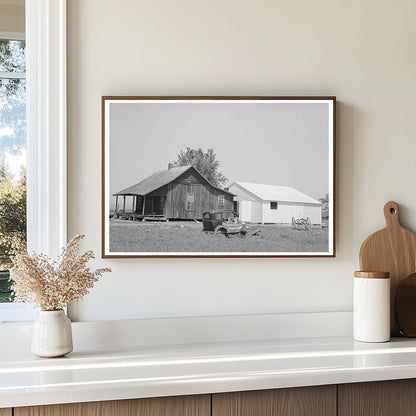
[115,165,233,196]
[231,182,321,205]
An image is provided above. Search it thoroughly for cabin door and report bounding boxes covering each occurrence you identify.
[152,196,164,215]
[186,192,195,219]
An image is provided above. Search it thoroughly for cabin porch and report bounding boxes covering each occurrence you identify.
[113,194,166,220]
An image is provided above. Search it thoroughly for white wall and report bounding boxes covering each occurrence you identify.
[67,0,416,322]
[252,202,263,225]
[229,183,257,204]
[240,201,252,223]
[262,203,278,224]
[277,202,321,225]
[0,4,24,33]
[229,183,260,222]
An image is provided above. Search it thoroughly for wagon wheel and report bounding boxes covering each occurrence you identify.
[214,225,228,237]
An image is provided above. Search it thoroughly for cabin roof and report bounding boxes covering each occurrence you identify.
[230,182,321,205]
[115,165,234,196]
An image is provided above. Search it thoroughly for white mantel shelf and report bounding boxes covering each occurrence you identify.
[2,336,416,408]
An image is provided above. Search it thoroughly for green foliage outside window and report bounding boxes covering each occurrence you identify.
[0,39,27,302]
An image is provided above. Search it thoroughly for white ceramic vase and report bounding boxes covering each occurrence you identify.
[31,310,73,357]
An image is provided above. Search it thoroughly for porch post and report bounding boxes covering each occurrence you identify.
[115,195,119,215]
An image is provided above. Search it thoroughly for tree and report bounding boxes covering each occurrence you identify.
[0,160,26,269]
[319,193,329,219]
[0,39,26,302]
[0,39,26,156]
[171,147,228,188]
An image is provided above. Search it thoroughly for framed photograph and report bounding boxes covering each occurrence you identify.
[102,96,335,258]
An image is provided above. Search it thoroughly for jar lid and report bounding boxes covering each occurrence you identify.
[354,271,389,279]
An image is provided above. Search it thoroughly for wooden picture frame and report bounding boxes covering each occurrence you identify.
[102,96,336,258]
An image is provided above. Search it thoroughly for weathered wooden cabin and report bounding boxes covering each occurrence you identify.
[113,166,234,220]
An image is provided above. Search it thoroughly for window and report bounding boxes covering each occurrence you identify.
[218,194,225,209]
[186,193,195,211]
[0,37,27,304]
[270,201,277,210]
[1,0,67,323]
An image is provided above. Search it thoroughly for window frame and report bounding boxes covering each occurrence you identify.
[218,194,225,209]
[0,31,24,41]
[26,0,67,258]
[270,201,278,210]
[0,1,67,324]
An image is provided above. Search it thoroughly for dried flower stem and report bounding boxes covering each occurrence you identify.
[10,235,111,310]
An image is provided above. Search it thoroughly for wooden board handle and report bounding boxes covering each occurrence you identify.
[384,201,400,228]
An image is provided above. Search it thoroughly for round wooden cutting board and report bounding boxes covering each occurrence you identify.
[359,201,416,336]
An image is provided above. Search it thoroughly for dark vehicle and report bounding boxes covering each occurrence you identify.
[202,210,260,237]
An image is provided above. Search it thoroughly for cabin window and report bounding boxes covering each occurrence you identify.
[186,193,195,211]
[270,201,278,210]
[218,194,225,208]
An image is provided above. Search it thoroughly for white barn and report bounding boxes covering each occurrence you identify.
[228,182,322,225]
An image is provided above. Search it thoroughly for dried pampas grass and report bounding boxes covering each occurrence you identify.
[10,234,111,311]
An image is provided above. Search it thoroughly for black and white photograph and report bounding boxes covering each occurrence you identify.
[102,97,335,257]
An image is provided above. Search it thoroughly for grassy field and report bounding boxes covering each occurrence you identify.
[109,220,329,253]
[0,271,13,303]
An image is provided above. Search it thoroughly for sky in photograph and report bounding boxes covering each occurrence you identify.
[108,101,330,204]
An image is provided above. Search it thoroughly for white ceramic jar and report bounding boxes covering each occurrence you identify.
[353,271,390,343]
